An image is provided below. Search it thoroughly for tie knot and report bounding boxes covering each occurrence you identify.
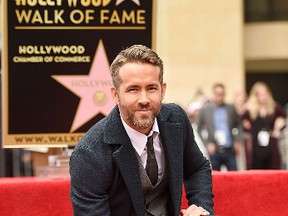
[146,135,153,148]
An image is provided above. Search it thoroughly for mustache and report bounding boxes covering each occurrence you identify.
[136,104,151,109]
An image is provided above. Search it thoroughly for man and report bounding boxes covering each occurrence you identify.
[197,83,242,171]
[70,45,214,216]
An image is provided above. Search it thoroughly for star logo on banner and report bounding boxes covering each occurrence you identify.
[116,0,140,6]
[52,40,114,132]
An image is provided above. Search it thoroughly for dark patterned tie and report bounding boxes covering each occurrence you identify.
[145,135,158,186]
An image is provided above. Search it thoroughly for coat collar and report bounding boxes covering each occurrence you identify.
[103,105,183,215]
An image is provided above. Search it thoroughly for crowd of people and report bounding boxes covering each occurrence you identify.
[186,82,288,171]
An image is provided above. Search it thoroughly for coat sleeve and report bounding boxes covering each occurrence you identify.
[178,106,214,214]
[69,136,113,216]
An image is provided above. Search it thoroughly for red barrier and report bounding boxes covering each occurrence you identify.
[1,170,288,216]
[0,177,72,216]
[182,170,288,216]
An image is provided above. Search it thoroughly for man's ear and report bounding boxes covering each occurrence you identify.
[111,86,119,104]
[161,82,167,100]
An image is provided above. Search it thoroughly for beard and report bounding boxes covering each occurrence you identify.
[119,102,161,129]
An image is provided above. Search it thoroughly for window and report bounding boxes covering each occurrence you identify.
[245,0,288,22]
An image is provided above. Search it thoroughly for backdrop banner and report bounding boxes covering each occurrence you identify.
[2,0,155,147]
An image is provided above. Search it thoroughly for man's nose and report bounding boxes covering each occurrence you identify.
[138,91,149,104]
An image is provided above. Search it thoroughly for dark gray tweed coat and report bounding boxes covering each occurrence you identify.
[70,103,214,216]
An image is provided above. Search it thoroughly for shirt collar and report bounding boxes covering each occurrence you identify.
[121,116,160,156]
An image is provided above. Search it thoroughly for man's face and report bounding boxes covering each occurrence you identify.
[213,86,225,106]
[111,62,166,135]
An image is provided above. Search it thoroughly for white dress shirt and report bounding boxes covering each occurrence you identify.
[121,117,163,179]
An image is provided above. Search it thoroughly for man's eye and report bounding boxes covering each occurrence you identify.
[148,87,157,91]
[128,88,137,92]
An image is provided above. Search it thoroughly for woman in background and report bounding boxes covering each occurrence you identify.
[242,82,286,169]
[186,89,210,159]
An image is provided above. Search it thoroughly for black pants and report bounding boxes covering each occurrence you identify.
[210,147,237,171]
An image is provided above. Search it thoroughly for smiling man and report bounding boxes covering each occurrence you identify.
[70,44,214,216]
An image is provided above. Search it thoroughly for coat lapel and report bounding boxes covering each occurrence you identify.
[157,112,183,215]
[104,107,145,216]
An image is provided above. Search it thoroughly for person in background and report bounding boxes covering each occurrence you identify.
[232,85,247,117]
[186,90,210,159]
[197,83,242,171]
[232,86,249,170]
[70,44,214,216]
[242,82,286,169]
[279,103,288,169]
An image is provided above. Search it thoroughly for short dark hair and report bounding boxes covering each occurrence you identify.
[110,45,164,89]
[213,83,225,91]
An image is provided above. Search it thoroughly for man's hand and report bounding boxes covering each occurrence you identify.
[180,204,210,216]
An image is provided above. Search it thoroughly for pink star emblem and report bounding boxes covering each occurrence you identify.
[52,40,114,132]
[115,0,140,6]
